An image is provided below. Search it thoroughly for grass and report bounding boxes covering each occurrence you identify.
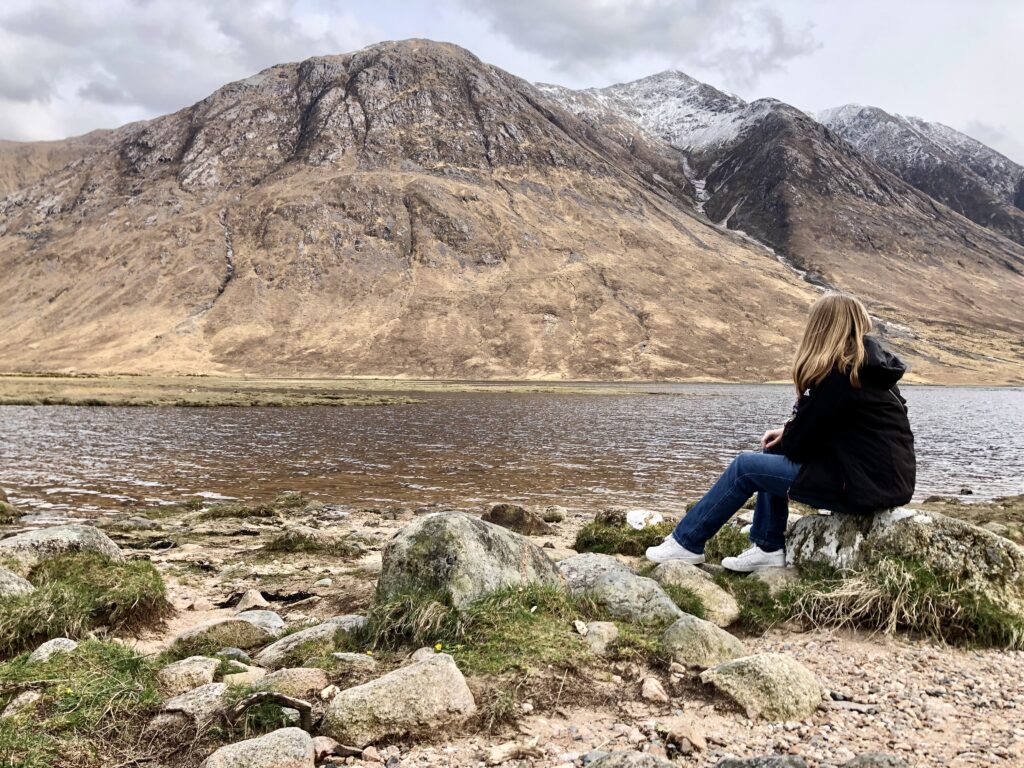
[714,572,800,633]
[0,640,163,767]
[660,583,707,620]
[573,519,676,556]
[0,553,172,659]
[792,556,1024,649]
[198,492,307,521]
[703,524,749,564]
[262,529,362,557]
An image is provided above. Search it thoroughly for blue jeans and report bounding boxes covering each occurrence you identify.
[673,451,801,554]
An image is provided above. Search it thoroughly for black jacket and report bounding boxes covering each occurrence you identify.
[777,336,916,514]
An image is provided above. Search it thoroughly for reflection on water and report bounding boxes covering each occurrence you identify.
[1,385,1021,520]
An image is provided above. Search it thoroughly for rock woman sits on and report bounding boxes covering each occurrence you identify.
[647,292,916,572]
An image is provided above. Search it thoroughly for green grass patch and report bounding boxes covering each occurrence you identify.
[0,640,163,767]
[703,524,749,564]
[0,554,172,659]
[262,529,361,557]
[573,520,675,556]
[713,572,799,633]
[660,583,707,620]
[198,492,308,522]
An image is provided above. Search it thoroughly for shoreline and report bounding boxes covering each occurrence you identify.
[0,373,1020,408]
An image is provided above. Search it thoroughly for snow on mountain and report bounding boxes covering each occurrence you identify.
[818,104,1024,207]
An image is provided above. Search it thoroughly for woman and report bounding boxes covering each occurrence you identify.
[646,292,916,572]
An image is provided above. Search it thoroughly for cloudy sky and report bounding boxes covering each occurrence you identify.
[1,0,1021,162]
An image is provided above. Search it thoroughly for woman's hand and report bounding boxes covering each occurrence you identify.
[761,427,784,451]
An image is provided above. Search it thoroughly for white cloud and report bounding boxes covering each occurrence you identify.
[0,0,377,140]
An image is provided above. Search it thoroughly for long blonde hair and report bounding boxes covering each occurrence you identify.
[792,293,872,393]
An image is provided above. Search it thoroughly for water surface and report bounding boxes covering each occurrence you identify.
[1,385,1021,521]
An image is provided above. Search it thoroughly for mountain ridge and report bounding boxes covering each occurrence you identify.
[1,40,1022,384]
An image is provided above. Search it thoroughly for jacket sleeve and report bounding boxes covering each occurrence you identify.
[779,372,850,463]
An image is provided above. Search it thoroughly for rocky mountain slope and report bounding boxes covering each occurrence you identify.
[0,41,1022,382]
[819,104,1024,246]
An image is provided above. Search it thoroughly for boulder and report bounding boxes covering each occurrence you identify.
[661,615,745,668]
[259,668,330,697]
[558,553,631,593]
[0,525,123,569]
[787,508,1024,618]
[324,654,475,746]
[172,617,276,653]
[0,567,34,598]
[28,637,78,663]
[254,616,366,670]
[235,610,285,636]
[481,503,554,535]
[700,653,823,720]
[589,571,681,624]
[223,664,267,686]
[376,512,561,609]
[200,727,315,768]
[651,561,740,627]
[158,656,220,696]
[588,752,675,767]
[331,652,379,673]
[235,589,270,612]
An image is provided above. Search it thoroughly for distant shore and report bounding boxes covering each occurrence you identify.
[0,372,1018,406]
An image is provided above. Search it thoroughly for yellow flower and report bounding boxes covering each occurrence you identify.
[434,642,443,651]
[366,651,374,656]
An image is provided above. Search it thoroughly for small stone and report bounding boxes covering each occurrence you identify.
[573,620,588,635]
[361,745,381,762]
[641,677,669,703]
[235,589,270,612]
[222,664,267,687]
[235,609,285,635]
[313,578,333,588]
[260,667,330,697]
[157,656,220,697]
[840,754,911,768]
[408,647,436,663]
[1,690,41,719]
[584,621,619,654]
[655,715,706,754]
[542,505,568,522]
[312,736,341,762]
[0,567,34,598]
[215,647,252,664]
[28,637,78,663]
[481,503,554,535]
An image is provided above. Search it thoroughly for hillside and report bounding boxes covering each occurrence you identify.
[0,41,1022,383]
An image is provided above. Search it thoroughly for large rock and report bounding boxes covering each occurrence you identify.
[234,610,285,636]
[0,567,34,598]
[700,653,823,720]
[558,553,631,593]
[651,561,740,627]
[200,726,315,768]
[254,616,366,670]
[376,512,561,609]
[787,508,1024,618]
[324,653,475,746]
[172,617,276,653]
[0,525,123,569]
[589,571,682,624]
[662,615,745,668]
[588,752,675,767]
[158,656,220,696]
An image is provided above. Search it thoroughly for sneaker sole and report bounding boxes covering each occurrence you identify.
[722,560,785,573]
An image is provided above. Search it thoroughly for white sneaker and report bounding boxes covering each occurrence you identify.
[645,536,705,565]
[722,545,786,573]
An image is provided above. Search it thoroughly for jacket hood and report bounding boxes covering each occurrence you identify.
[859,335,906,388]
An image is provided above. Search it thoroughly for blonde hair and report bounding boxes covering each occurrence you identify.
[792,292,872,393]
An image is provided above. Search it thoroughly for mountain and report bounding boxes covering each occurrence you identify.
[0,41,1022,383]
[0,40,819,381]
[818,104,1024,246]
[541,71,1024,379]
